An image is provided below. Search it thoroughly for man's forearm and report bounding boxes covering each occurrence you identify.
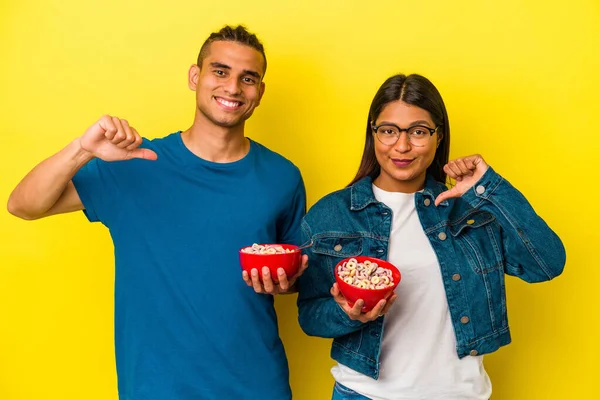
[7,139,93,219]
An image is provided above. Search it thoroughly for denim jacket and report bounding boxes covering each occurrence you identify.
[296,167,565,379]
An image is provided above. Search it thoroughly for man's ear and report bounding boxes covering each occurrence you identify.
[256,81,266,106]
[188,64,200,91]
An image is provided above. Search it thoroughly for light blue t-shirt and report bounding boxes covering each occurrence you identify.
[72,132,306,400]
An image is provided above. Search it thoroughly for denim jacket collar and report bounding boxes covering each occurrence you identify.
[350,174,449,211]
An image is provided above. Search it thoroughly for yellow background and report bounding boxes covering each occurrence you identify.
[1,0,598,399]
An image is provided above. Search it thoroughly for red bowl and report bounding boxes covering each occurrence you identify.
[239,244,302,282]
[335,256,401,312]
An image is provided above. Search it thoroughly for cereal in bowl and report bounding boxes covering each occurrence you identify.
[241,243,295,255]
[337,258,395,289]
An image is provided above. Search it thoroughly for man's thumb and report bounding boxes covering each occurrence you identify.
[128,148,158,161]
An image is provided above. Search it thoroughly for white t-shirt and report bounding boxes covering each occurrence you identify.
[331,185,491,400]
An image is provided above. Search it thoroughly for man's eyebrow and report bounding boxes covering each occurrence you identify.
[209,63,261,79]
[243,69,261,79]
[210,62,231,70]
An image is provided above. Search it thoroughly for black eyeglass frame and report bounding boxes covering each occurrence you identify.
[370,123,441,146]
[371,123,440,136]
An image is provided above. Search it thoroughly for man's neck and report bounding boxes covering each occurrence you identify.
[181,120,249,163]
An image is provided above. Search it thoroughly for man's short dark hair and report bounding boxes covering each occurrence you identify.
[197,25,267,75]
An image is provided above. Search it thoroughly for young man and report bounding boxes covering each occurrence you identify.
[8,25,307,400]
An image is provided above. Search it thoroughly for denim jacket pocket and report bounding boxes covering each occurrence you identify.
[312,235,365,284]
[449,210,504,274]
[313,235,365,257]
[312,232,365,281]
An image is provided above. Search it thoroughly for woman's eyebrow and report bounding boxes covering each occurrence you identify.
[377,120,432,126]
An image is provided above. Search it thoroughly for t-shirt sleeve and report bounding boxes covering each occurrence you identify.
[277,170,307,246]
[71,158,118,225]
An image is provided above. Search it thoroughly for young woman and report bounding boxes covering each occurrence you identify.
[297,74,566,400]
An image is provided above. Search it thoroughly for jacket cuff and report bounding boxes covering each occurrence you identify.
[460,166,504,208]
[333,301,365,328]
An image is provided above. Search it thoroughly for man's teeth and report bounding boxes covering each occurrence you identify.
[218,98,241,107]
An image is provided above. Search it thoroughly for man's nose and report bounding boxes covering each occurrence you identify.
[223,77,242,95]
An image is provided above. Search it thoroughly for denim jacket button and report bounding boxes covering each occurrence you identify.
[452,274,461,281]
[438,232,447,241]
[424,198,431,206]
[460,316,470,324]
[469,349,479,356]
[476,185,486,194]
[334,244,343,252]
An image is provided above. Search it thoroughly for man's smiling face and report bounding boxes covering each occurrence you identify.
[189,40,266,129]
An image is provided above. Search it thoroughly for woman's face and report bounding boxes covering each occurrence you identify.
[372,100,441,193]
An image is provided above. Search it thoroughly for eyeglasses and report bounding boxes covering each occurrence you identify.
[371,123,440,147]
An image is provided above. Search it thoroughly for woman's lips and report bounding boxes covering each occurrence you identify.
[391,158,414,167]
